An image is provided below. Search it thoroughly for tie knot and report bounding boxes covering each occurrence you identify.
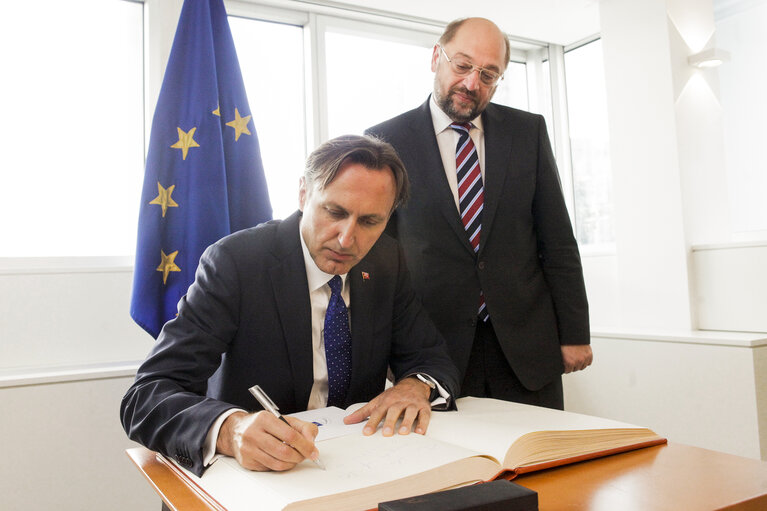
[327,275,343,295]
[450,122,472,134]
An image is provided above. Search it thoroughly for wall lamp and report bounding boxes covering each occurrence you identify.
[688,48,731,68]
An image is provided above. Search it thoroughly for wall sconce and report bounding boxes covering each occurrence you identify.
[688,48,730,68]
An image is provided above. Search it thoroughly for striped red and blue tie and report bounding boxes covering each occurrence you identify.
[451,122,489,322]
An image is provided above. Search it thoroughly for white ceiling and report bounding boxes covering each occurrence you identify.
[328,0,602,46]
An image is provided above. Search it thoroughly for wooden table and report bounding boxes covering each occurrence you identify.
[127,443,767,510]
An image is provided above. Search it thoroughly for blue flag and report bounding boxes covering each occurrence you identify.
[131,0,272,338]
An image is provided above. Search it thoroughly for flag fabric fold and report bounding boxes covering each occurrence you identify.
[131,0,272,338]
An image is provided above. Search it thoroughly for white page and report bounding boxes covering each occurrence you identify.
[181,431,483,511]
[426,397,649,464]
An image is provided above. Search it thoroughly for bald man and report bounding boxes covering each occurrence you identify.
[367,17,592,410]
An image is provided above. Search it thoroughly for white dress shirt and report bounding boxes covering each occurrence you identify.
[429,95,486,212]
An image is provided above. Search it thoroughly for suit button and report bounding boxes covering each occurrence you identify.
[478,261,486,270]
[470,318,478,327]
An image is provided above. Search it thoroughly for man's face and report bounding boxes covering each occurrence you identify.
[431,20,507,123]
[299,162,396,275]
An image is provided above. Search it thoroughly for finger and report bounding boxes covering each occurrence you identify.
[413,406,431,435]
[343,402,371,425]
[397,405,420,435]
[235,426,304,472]
[381,405,405,437]
[285,416,319,441]
[284,416,321,463]
[269,417,320,463]
[363,405,386,436]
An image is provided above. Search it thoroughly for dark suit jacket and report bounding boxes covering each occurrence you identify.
[367,98,589,391]
[120,211,460,476]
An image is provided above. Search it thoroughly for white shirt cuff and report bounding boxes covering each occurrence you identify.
[202,408,246,467]
[413,373,450,409]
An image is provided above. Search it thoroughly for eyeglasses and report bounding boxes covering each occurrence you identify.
[437,44,504,87]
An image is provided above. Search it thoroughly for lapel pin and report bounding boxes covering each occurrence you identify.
[361,271,370,280]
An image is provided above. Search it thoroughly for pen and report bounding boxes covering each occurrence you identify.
[248,384,326,470]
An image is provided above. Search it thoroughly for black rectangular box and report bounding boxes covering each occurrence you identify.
[378,480,538,511]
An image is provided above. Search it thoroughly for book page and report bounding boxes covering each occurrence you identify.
[426,397,655,468]
[183,430,491,511]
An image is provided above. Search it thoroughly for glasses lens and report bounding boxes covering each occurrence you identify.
[451,59,474,76]
[480,71,499,86]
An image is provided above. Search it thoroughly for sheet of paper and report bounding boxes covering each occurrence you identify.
[196,433,481,511]
[288,406,366,442]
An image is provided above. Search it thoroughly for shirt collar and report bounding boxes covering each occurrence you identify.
[429,93,483,135]
[299,226,347,293]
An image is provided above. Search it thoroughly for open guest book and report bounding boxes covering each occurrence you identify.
[160,397,666,511]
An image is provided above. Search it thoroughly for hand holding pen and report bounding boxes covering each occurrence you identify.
[249,385,326,470]
[215,386,324,471]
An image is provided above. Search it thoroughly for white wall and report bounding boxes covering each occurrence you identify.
[0,372,158,511]
[597,0,693,330]
[564,331,767,460]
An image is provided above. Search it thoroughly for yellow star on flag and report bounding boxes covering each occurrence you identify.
[170,126,200,160]
[157,250,181,285]
[225,108,252,141]
[212,105,220,117]
[148,182,179,218]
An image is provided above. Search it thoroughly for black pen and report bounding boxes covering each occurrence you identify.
[248,384,326,470]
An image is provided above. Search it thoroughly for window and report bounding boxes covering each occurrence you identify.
[324,29,433,138]
[564,39,614,247]
[0,0,143,256]
[492,61,529,111]
[229,16,306,220]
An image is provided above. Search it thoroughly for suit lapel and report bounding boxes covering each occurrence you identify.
[407,100,476,255]
[480,104,512,255]
[347,262,375,394]
[268,213,314,409]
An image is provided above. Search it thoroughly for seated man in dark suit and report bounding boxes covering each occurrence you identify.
[121,135,460,477]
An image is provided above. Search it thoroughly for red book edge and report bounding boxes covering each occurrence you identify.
[491,436,669,481]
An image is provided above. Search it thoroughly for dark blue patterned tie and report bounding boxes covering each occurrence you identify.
[451,122,489,322]
[324,275,352,407]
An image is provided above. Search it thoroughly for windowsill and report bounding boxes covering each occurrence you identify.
[0,361,141,388]
[0,256,134,274]
[591,328,767,348]
[691,240,767,252]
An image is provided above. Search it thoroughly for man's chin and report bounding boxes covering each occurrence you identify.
[317,258,356,276]
[447,100,478,122]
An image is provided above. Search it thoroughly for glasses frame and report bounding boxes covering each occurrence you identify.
[437,44,504,87]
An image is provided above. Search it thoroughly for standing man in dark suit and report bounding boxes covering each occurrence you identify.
[367,17,591,410]
[121,135,460,476]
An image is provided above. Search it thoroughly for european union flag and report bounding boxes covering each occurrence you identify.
[131,0,272,338]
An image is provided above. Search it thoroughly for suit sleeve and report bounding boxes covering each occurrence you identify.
[531,117,590,346]
[386,243,461,403]
[120,241,243,476]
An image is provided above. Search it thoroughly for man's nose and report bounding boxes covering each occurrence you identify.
[337,220,356,248]
[463,68,481,90]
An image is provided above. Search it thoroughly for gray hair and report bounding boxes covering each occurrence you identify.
[304,134,410,210]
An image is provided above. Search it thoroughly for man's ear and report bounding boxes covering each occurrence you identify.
[298,176,307,212]
[430,44,440,73]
